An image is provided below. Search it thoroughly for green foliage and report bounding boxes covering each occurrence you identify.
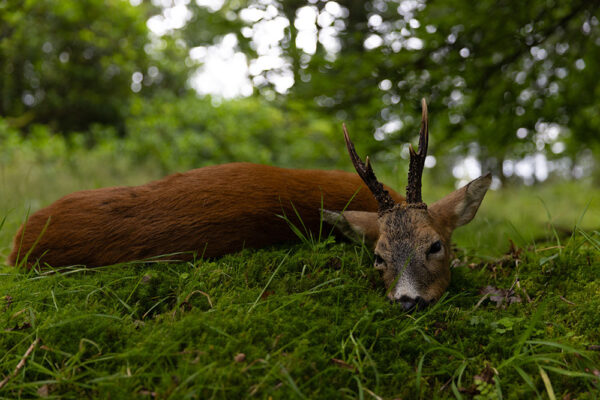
[0,93,345,175]
[2,0,600,182]
[124,92,345,172]
[174,0,600,180]
[0,0,190,133]
[354,0,600,161]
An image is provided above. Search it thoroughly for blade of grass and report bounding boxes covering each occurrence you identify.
[513,302,545,357]
[538,197,561,253]
[279,365,306,399]
[542,366,597,378]
[538,366,556,400]
[513,366,541,398]
[248,250,290,313]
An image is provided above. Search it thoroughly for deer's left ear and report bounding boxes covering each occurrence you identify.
[322,210,380,246]
[429,173,492,232]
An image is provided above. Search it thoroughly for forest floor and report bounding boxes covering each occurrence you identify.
[0,159,599,399]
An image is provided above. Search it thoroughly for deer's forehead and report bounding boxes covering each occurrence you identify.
[377,209,436,249]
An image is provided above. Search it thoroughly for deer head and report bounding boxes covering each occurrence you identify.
[323,99,491,310]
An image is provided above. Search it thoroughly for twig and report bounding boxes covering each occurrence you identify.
[171,290,214,318]
[0,338,40,389]
[473,293,491,311]
[242,358,266,373]
[438,377,453,392]
[185,290,213,308]
[364,387,383,400]
[535,246,565,253]
[331,358,356,372]
[559,296,576,306]
[516,280,532,303]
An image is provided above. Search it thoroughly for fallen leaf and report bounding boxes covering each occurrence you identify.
[473,363,495,384]
[261,290,275,300]
[479,286,522,308]
[458,385,478,395]
[37,384,49,397]
[457,362,497,395]
[5,322,31,332]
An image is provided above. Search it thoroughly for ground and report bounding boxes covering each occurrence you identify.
[0,160,599,398]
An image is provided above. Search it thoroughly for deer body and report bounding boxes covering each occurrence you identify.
[8,162,403,267]
[9,99,492,311]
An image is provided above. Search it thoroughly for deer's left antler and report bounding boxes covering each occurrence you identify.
[406,98,429,206]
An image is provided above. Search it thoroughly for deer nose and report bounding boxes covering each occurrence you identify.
[394,296,429,311]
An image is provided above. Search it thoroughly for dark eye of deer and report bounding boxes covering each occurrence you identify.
[374,254,385,265]
[428,240,442,255]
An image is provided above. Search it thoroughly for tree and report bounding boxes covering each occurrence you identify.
[0,0,190,133]
[178,0,600,180]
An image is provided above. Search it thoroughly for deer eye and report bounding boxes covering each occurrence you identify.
[428,240,442,255]
[374,253,385,265]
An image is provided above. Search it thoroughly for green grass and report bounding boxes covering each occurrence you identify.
[0,158,599,398]
[0,234,599,398]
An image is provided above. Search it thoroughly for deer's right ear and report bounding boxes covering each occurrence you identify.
[322,210,380,246]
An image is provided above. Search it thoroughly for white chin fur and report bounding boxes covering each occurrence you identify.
[387,274,420,300]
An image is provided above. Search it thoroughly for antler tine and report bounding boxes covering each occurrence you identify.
[406,98,429,205]
[343,123,396,213]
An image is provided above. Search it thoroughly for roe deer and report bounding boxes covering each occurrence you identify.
[8,99,490,310]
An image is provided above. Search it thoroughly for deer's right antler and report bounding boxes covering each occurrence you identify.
[343,123,396,213]
[406,98,429,206]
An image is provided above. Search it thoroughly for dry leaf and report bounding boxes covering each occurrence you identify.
[260,290,275,300]
[37,384,49,397]
[5,322,31,332]
[473,363,495,384]
[479,285,521,308]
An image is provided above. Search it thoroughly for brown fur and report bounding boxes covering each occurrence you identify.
[375,207,451,302]
[325,174,492,303]
[7,162,404,268]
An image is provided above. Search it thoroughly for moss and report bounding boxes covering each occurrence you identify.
[1,232,597,398]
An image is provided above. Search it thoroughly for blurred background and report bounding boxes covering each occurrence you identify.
[1,0,599,256]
